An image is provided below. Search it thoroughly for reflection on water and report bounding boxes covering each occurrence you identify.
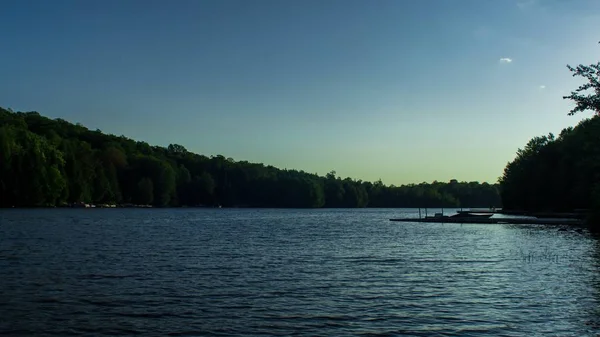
[1,208,599,336]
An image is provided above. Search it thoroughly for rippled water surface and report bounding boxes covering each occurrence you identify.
[1,208,600,336]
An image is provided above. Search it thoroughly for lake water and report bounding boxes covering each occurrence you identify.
[1,208,599,336]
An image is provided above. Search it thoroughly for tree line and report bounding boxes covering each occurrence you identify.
[0,107,500,208]
[499,44,600,227]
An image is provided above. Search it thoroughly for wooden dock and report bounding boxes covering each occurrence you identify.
[390,209,584,225]
[389,216,583,225]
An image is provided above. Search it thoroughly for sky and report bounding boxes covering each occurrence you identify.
[1,0,599,185]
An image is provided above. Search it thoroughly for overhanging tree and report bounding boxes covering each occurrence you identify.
[563,41,600,115]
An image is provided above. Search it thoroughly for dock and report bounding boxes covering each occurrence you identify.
[389,209,584,225]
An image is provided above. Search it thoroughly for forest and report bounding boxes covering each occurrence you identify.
[0,107,500,208]
[499,49,600,227]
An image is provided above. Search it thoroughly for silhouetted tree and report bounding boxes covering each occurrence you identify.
[563,44,600,115]
[501,43,600,229]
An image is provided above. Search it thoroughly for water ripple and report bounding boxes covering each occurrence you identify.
[1,208,599,336]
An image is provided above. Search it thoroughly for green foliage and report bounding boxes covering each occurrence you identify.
[0,123,67,206]
[136,178,154,205]
[62,139,96,203]
[129,155,176,206]
[0,107,501,208]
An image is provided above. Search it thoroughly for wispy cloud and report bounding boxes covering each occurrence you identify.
[539,85,546,89]
[499,58,513,64]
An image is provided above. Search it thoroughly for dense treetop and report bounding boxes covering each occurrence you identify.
[500,117,600,212]
[0,107,500,208]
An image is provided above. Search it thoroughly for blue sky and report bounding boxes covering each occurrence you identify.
[1,0,599,185]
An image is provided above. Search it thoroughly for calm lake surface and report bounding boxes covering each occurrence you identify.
[1,208,599,336]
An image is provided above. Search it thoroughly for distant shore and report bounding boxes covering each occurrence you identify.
[1,203,222,209]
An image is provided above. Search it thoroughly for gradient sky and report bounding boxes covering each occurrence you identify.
[1,0,599,185]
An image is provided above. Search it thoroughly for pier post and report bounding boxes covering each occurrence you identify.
[419,208,421,219]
